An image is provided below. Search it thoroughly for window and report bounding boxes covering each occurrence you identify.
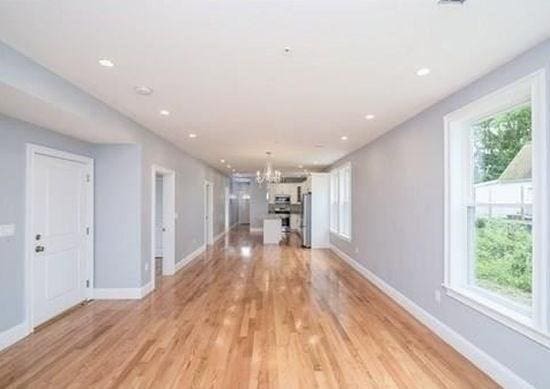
[330,163,352,240]
[444,70,550,347]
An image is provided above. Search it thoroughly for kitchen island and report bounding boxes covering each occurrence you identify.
[263,217,281,244]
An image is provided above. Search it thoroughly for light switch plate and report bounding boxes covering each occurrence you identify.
[0,224,15,237]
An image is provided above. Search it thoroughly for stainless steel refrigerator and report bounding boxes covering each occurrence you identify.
[301,192,312,248]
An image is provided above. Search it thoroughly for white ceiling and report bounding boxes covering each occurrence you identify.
[1,0,549,174]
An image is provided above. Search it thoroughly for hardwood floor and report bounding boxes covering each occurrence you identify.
[0,226,497,388]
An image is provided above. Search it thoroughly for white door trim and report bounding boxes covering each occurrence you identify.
[204,180,214,245]
[151,165,176,287]
[25,144,94,332]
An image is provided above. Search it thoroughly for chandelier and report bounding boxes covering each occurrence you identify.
[256,152,282,186]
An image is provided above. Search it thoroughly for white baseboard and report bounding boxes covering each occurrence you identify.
[225,222,238,233]
[93,281,153,300]
[175,244,206,273]
[0,321,29,352]
[213,230,225,243]
[250,227,263,232]
[140,281,154,298]
[329,244,533,389]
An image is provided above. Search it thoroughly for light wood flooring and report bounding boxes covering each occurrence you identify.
[0,226,497,388]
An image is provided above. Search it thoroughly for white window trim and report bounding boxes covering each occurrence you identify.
[330,169,339,234]
[444,69,550,349]
[330,162,352,242]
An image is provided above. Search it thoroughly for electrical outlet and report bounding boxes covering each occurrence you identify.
[434,289,441,304]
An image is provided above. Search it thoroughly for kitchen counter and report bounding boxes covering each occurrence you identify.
[263,218,281,244]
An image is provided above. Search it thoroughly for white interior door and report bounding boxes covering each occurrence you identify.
[155,175,163,257]
[32,152,90,326]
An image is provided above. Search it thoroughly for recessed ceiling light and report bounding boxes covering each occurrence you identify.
[134,86,153,96]
[189,133,197,138]
[227,164,231,168]
[365,114,375,120]
[220,159,225,163]
[98,59,114,67]
[232,169,236,172]
[159,109,170,116]
[341,136,348,141]
[416,67,431,77]
[313,161,319,165]
[298,164,303,169]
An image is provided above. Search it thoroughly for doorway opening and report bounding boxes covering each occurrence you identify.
[151,165,176,289]
[204,180,214,245]
[25,144,94,330]
[238,192,251,225]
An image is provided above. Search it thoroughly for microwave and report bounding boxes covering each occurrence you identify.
[274,195,291,204]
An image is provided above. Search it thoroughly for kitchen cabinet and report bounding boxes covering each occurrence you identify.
[290,214,301,230]
[267,182,305,204]
[302,176,312,194]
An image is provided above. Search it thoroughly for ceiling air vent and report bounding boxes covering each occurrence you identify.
[438,0,466,4]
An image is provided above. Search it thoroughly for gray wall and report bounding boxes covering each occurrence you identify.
[330,39,550,388]
[138,136,230,286]
[0,43,231,334]
[249,180,268,229]
[0,115,94,332]
[94,144,142,288]
[229,180,239,227]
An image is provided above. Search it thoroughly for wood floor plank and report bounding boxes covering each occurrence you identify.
[0,226,498,388]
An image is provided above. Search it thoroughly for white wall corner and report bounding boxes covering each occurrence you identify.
[175,244,206,273]
[0,321,30,352]
[329,244,534,389]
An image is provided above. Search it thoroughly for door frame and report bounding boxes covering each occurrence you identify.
[151,165,176,286]
[25,144,94,332]
[224,186,230,232]
[204,180,214,245]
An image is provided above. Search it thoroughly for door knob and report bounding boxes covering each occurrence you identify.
[35,245,45,253]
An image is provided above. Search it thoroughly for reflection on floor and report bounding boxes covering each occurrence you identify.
[0,226,496,388]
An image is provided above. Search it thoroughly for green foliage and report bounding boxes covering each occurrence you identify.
[475,218,532,296]
[473,105,532,184]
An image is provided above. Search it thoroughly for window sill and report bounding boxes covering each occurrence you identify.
[330,231,351,242]
[443,284,550,349]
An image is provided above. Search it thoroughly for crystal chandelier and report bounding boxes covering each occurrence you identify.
[256,152,282,186]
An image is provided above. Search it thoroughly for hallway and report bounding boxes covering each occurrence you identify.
[0,227,496,388]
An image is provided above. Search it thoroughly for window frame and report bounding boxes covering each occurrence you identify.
[330,162,352,241]
[330,169,339,233]
[444,69,550,348]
